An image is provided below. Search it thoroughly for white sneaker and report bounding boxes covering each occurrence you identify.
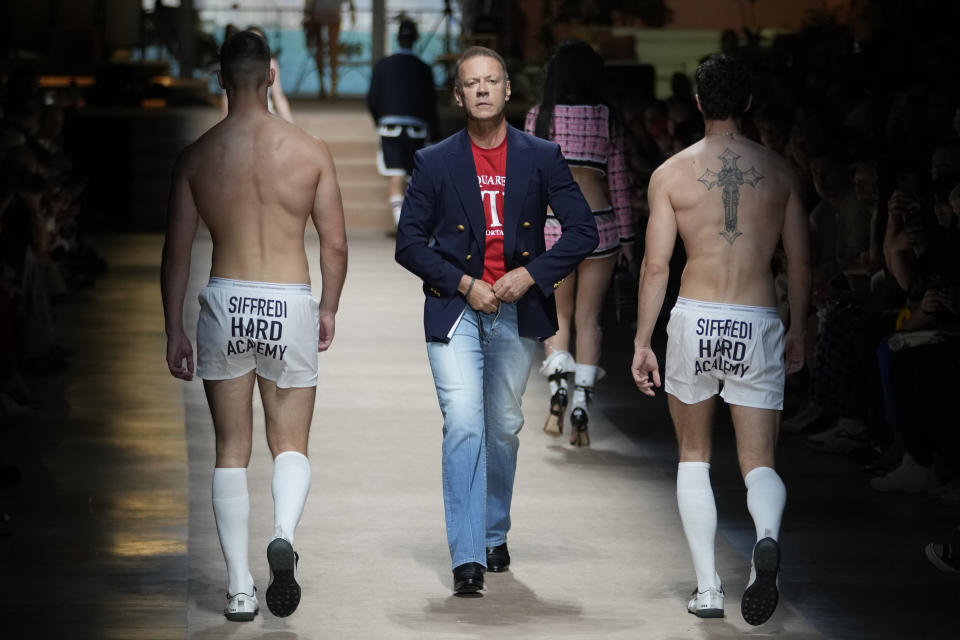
[805,417,869,453]
[687,585,724,618]
[224,589,259,622]
[869,453,936,493]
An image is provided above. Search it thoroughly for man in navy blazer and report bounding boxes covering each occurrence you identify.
[396,46,598,595]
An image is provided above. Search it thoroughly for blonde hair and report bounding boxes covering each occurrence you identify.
[453,46,508,91]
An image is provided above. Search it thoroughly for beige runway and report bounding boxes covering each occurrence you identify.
[0,106,824,640]
[180,227,820,639]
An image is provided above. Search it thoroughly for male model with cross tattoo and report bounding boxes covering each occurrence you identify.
[631,54,810,625]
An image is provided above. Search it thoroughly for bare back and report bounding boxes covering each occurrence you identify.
[655,134,801,306]
[182,112,340,283]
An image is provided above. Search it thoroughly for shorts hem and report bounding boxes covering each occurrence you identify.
[197,366,257,381]
[719,394,784,411]
[666,389,717,405]
[197,368,317,389]
[273,378,318,390]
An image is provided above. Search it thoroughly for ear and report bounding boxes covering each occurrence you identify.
[505,79,511,101]
[267,67,276,88]
[745,94,753,112]
[454,86,463,107]
[217,71,225,91]
[694,94,703,114]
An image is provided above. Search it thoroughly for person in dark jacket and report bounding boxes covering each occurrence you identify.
[367,19,439,229]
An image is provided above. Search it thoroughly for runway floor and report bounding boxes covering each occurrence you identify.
[1,104,956,639]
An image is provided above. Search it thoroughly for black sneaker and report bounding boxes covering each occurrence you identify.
[265,538,301,617]
[741,537,780,626]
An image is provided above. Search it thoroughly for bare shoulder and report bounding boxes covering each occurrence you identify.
[650,144,698,188]
[173,137,202,179]
[267,118,333,163]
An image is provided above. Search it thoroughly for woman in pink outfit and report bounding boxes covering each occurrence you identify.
[525,40,635,446]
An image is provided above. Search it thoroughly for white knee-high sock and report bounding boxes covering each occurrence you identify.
[677,462,721,591]
[744,466,786,542]
[390,195,404,226]
[272,451,311,544]
[212,467,254,595]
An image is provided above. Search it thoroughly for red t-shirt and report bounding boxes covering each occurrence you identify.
[471,138,507,284]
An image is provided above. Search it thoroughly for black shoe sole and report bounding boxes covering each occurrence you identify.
[454,578,484,595]
[741,537,780,626]
[225,610,257,622]
[266,539,301,617]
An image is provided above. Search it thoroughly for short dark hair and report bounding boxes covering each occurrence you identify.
[695,54,751,120]
[397,19,418,48]
[453,46,508,91]
[220,30,270,89]
[245,25,270,51]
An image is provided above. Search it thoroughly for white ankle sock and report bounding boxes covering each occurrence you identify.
[541,350,575,395]
[390,195,404,226]
[744,466,786,542]
[677,462,721,591]
[213,467,254,595]
[272,451,311,544]
[572,364,600,408]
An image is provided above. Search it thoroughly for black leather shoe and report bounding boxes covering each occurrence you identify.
[486,543,510,572]
[453,562,485,594]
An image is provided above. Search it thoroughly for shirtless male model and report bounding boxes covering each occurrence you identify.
[631,54,810,625]
[161,31,347,621]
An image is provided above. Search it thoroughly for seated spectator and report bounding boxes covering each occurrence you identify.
[868,172,960,492]
[0,146,68,371]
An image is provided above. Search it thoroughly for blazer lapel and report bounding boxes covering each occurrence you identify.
[503,125,532,260]
[446,130,486,251]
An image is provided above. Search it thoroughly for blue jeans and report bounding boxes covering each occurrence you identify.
[426,302,536,570]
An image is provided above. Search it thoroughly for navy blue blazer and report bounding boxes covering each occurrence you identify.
[395,124,599,342]
[366,52,439,141]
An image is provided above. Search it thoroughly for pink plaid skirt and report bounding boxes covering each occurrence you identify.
[545,207,620,258]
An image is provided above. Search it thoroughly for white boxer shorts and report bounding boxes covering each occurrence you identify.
[665,297,785,410]
[196,278,320,388]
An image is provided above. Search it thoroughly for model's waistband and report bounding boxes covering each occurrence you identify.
[207,277,311,294]
[674,296,779,318]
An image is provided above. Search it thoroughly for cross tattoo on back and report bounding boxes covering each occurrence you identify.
[698,148,764,244]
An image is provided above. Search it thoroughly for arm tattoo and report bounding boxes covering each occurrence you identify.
[698,148,764,244]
